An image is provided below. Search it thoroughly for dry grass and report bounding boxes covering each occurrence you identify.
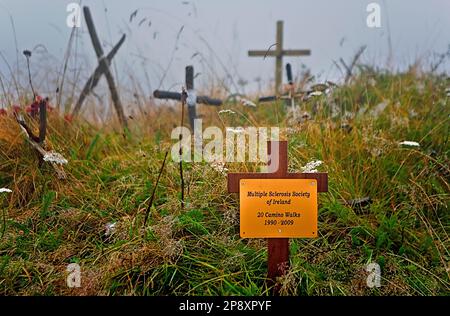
[0,69,449,296]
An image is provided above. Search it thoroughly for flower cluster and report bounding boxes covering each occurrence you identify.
[241,98,257,107]
[399,141,420,147]
[301,160,323,173]
[43,151,69,165]
[0,96,54,117]
[218,109,236,115]
[210,160,228,174]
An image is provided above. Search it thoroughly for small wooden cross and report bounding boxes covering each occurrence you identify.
[249,21,311,95]
[73,6,128,128]
[227,141,328,294]
[258,63,306,104]
[153,65,222,129]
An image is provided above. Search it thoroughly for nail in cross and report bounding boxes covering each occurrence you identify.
[72,6,127,128]
[249,21,311,95]
[227,141,328,294]
[153,65,222,129]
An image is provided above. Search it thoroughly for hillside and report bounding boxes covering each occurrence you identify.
[0,69,449,295]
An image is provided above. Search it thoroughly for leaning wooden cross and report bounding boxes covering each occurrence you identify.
[227,141,328,294]
[249,21,311,95]
[72,6,127,128]
[153,65,222,129]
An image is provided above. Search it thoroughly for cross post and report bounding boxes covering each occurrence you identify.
[249,21,311,95]
[227,141,328,294]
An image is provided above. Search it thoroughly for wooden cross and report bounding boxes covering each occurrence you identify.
[72,6,127,128]
[153,65,222,129]
[227,140,328,294]
[258,63,305,104]
[72,34,125,117]
[249,21,311,95]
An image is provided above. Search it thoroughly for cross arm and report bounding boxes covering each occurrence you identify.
[249,50,278,57]
[258,93,306,103]
[198,96,222,106]
[227,172,328,193]
[153,90,182,101]
[259,96,278,102]
[282,49,311,56]
[153,90,223,106]
[249,50,311,58]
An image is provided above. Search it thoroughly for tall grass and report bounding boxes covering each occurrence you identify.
[0,67,449,295]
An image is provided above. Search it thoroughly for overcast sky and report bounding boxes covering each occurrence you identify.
[1,0,450,96]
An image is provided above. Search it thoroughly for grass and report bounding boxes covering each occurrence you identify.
[0,68,449,296]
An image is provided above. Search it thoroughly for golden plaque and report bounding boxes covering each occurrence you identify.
[239,179,318,238]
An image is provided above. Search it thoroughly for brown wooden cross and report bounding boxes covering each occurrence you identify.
[227,140,328,293]
[249,21,311,95]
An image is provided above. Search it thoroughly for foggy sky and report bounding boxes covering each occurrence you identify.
[1,0,450,96]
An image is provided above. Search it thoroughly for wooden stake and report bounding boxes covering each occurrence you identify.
[143,151,169,227]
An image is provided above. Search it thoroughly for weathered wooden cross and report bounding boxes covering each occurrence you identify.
[72,6,127,128]
[227,140,328,294]
[249,21,311,95]
[258,63,305,104]
[153,65,222,129]
[258,63,309,121]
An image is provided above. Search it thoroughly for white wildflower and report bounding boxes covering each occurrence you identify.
[284,127,297,135]
[240,99,256,107]
[43,151,68,165]
[408,109,418,118]
[218,109,236,115]
[210,160,228,174]
[226,127,245,134]
[0,188,12,194]
[308,91,323,97]
[399,141,420,147]
[446,88,450,97]
[301,160,323,173]
[105,222,117,236]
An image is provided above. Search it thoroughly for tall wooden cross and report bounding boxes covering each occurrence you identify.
[227,141,328,294]
[153,65,222,129]
[72,6,127,128]
[249,21,311,95]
